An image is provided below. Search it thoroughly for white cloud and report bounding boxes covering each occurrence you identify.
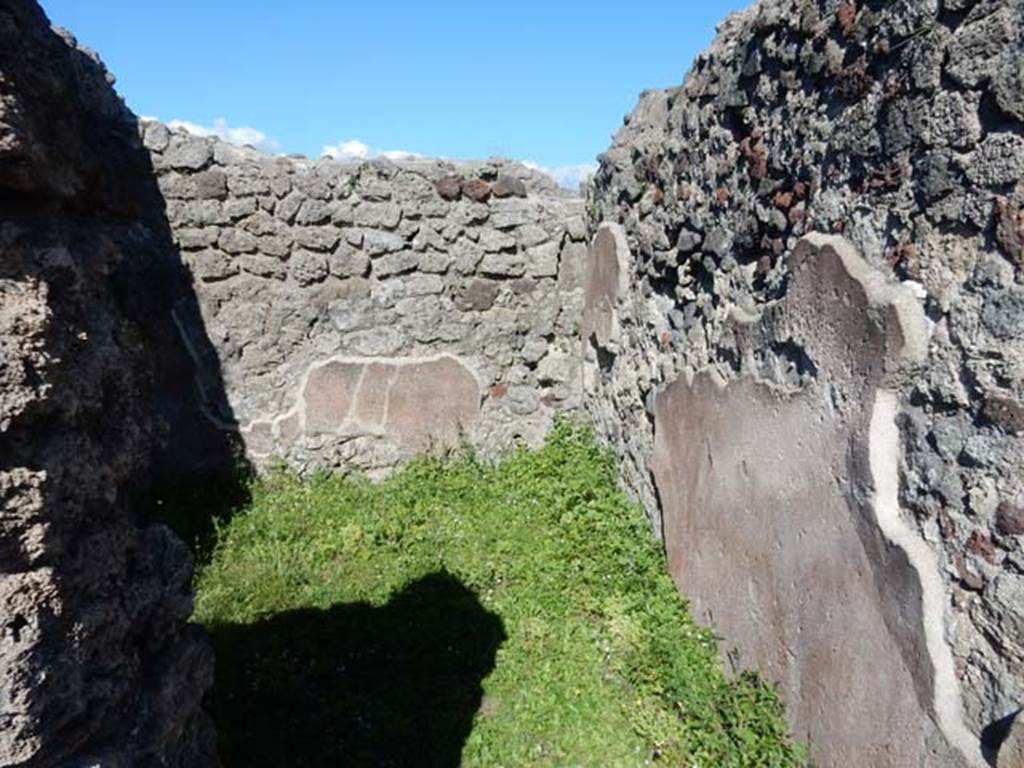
[155,121,592,191]
[166,117,279,153]
[523,161,597,191]
[321,139,422,162]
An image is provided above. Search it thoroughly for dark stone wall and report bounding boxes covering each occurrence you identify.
[584,1,1024,765]
[0,2,220,765]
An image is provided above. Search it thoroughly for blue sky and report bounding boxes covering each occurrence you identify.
[40,1,748,186]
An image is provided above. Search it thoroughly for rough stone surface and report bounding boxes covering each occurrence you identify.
[0,3,218,766]
[999,713,1024,768]
[492,173,528,199]
[584,1,1024,765]
[997,502,1024,537]
[149,131,587,473]
[7,0,1024,765]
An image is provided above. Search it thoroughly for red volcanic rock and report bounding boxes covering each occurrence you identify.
[461,178,493,203]
[996,502,1024,537]
[435,174,463,201]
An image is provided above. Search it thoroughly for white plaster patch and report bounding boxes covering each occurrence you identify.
[869,390,984,768]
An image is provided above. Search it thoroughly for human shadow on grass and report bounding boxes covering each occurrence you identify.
[206,572,507,768]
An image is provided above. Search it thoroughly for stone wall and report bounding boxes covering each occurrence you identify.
[144,124,588,474]
[0,3,591,761]
[0,2,218,765]
[7,0,1024,765]
[583,0,1024,766]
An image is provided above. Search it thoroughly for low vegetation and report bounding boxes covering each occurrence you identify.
[180,420,805,767]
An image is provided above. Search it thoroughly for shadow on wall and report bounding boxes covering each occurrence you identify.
[205,572,507,768]
[126,125,253,553]
[0,3,245,762]
[983,708,1023,765]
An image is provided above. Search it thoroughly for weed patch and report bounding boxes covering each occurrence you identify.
[189,420,806,766]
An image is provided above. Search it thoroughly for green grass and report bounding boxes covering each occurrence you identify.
[185,420,805,767]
